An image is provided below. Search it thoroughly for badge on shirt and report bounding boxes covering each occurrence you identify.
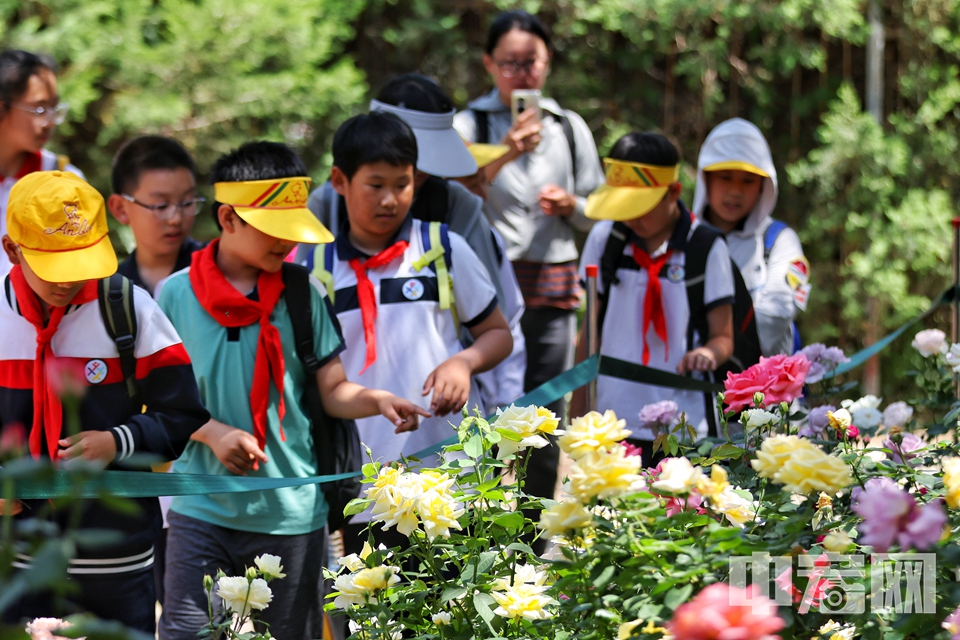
[666,264,685,283]
[85,359,108,384]
[786,257,810,290]
[402,279,425,300]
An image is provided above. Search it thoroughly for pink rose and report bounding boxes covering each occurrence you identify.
[666,583,785,640]
[723,354,811,413]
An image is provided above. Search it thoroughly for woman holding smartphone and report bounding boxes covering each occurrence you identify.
[454,9,604,536]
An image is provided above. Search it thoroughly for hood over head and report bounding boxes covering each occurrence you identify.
[692,118,778,233]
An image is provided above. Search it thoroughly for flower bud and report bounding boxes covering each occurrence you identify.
[203,574,214,591]
[246,566,258,582]
[888,426,904,444]
[753,392,765,407]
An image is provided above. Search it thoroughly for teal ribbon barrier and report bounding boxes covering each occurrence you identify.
[9,356,601,499]
[598,355,722,393]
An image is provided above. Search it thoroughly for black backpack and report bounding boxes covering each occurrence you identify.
[98,273,140,404]
[281,262,362,531]
[597,221,763,381]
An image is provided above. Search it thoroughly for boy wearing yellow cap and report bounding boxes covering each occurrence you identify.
[156,142,427,640]
[576,133,735,466]
[0,171,209,630]
[692,118,810,355]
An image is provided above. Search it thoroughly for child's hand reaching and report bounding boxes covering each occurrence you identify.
[422,355,472,416]
[377,394,430,434]
[59,431,117,467]
[677,346,718,375]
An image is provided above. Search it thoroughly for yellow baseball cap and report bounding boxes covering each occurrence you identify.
[702,160,769,178]
[214,177,334,244]
[467,143,510,169]
[585,159,681,221]
[7,171,117,283]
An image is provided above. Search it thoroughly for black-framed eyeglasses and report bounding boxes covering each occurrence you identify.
[13,102,69,125]
[121,194,206,220]
[494,59,547,78]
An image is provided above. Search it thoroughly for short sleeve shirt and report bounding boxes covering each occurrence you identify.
[157,270,345,535]
[579,212,735,439]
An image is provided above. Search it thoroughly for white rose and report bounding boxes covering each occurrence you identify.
[217,576,273,617]
[740,409,780,430]
[492,405,551,459]
[254,553,286,580]
[432,611,452,626]
[947,343,960,372]
[650,457,703,494]
[852,407,882,428]
[882,401,914,428]
[912,329,947,357]
[843,395,882,414]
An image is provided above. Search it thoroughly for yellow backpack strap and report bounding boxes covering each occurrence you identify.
[310,244,335,303]
[411,221,459,329]
[56,154,70,171]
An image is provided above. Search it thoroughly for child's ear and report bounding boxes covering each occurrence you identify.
[218,204,239,233]
[1,235,20,266]
[330,166,349,196]
[106,194,131,225]
[667,182,682,202]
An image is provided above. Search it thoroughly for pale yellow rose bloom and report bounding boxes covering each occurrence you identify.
[417,489,465,540]
[333,566,400,609]
[536,407,560,434]
[774,448,853,494]
[490,583,557,620]
[696,465,730,501]
[254,553,286,580]
[815,619,856,640]
[943,457,960,508]
[538,500,593,538]
[558,410,632,459]
[822,531,853,553]
[827,409,852,431]
[751,435,818,478]
[650,457,703,494]
[568,445,644,501]
[492,405,556,459]
[711,487,757,527]
[217,576,273,617]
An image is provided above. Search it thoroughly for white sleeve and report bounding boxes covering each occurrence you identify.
[449,232,498,325]
[578,221,611,295]
[755,226,807,355]
[703,237,736,308]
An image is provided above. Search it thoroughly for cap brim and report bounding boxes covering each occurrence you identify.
[703,161,769,178]
[585,183,669,221]
[20,234,118,283]
[413,129,479,178]
[468,144,510,169]
[235,206,334,244]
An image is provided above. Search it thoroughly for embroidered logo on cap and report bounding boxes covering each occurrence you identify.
[44,203,92,238]
[402,279,425,300]
[84,359,108,384]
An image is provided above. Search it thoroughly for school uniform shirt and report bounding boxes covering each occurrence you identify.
[117,237,204,296]
[692,118,810,356]
[0,276,208,573]
[0,150,85,276]
[579,210,735,440]
[327,216,496,514]
[156,269,345,535]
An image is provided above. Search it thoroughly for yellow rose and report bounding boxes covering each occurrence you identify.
[827,409,852,431]
[751,435,818,479]
[333,566,400,609]
[558,410,631,459]
[416,488,465,541]
[696,465,730,501]
[822,531,853,553]
[492,405,559,459]
[650,457,703,495]
[568,445,643,501]
[490,584,557,620]
[774,448,853,494]
[943,457,960,508]
[617,619,644,640]
[710,487,757,527]
[538,500,593,538]
[536,406,560,435]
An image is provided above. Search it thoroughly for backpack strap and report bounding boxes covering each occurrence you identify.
[552,112,578,180]
[310,243,336,303]
[597,222,630,332]
[98,273,139,402]
[684,224,717,359]
[281,263,321,374]
[412,221,458,328]
[473,109,489,144]
[763,219,788,263]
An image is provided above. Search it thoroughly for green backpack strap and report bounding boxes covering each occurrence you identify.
[310,243,335,303]
[98,273,139,402]
[412,221,458,328]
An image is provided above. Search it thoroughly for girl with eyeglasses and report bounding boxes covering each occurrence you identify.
[0,49,80,277]
[453,10,605,550]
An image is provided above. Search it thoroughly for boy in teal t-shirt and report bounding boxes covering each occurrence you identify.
[157,141,427,640]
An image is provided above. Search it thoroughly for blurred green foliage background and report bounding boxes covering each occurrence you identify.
[2,0,958,398]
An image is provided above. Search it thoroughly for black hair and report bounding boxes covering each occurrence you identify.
[209,140,308,229]
[375,73,453,114]
[111,135,197,195]
[608,132,680,167]
[0,49,58,107]
[485,10,552,55]
[332,112,418,180]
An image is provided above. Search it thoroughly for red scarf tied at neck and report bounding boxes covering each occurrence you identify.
[349,239,409,374]
[632,245,673,366]
[190,240,287,455]
[10,266,98,459]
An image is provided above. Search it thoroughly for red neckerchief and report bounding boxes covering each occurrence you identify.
[632,245,673,366]
[349,240,409,374]
[10,266,98,459]
[189,239,286,457]
[4,151,43,180]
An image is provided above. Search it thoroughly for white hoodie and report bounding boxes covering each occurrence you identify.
[692,118,810,356]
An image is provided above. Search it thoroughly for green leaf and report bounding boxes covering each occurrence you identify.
[441,585,468,602]
[473,592,498,632]
[464,434,484,458]
[593,565,616,589]
[343,498,372,517]
[664,584,694,610]
[666,435,680,456]
[711,444,745,460]
[491,511,524,531]
[361,461,380,478]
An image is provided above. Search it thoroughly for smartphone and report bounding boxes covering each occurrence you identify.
[511,89,541,124]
